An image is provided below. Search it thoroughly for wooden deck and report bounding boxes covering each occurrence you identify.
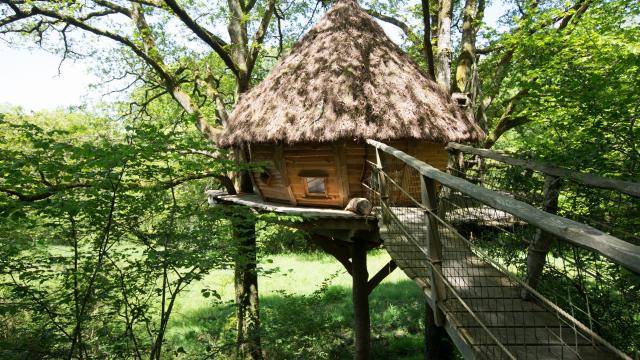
[380,207,615,360]
[209,193,376,220]
[209,193,379,243]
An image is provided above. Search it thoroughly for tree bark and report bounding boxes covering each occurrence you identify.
[421,0,436,80]
[435,0,453,91]
[455,0,485,96]
[233,208,262,360]
[224,2,276,356]
[521,175,562,299]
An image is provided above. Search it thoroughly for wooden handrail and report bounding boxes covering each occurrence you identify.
[367,139,640,274]
[446,142,640,198]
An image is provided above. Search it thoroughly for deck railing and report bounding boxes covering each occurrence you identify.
[364,139,639,359]
[445,142,640,355]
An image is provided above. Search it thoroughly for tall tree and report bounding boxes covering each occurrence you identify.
[435,0,453,91]
[0,0,297,357]
[454,0,485,98]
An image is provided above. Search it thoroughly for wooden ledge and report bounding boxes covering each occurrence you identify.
[208,193,379,235]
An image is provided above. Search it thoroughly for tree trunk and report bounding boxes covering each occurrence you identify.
[224,0,274,355]
[421,0,436,80]
[435,0,453,92]
[233,208,262,360]
[455,0,483,95]
[521,175,562,300]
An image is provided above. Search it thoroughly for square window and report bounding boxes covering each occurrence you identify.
[305,177,326,194]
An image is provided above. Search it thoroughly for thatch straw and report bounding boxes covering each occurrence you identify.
[219,0,484,146]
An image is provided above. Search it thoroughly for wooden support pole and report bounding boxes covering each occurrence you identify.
[522,175,562,300]
[447,148,465,179]
[421,176,447,327]
[375,148,391,224]
[424,300,454,360]
[352,238,370,360]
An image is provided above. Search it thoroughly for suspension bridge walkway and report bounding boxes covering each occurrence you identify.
[212,139,639,359]
[366,139,640,359]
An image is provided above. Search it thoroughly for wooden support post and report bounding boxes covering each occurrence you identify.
[375,148,390,224]
[351,238,370,360]
[424,300,454,360]
[447,148,465,179]
[421,176,447,327]
[421,176,453,359]
[522,175,562,300]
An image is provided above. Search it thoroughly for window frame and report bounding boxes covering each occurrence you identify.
[303,176,328,197]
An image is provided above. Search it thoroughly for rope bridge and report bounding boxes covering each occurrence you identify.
[363,139,640,359]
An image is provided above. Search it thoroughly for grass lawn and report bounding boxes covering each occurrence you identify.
[166,249,445,360]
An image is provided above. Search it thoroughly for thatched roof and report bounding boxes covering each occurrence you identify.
[219,0,484,146]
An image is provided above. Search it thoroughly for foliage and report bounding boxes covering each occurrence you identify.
[0,108,243,359]
[484,0,640,171]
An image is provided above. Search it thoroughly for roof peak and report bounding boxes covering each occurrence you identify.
[219,0,484,146]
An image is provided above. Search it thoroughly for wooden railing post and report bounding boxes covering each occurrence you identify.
[447,148,465,179]
[375,147,391,224]
[522,175,563,299]
[421,175,447,326]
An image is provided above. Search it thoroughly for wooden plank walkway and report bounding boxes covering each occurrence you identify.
[379,207,615,359]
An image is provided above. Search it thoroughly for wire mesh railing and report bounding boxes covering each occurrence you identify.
[446,142,640,355]
[364,139,637,359]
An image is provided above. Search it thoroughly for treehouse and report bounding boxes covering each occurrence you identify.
[219,0,483,208]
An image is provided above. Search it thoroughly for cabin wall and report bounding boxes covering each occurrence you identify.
[283,142,345,207]
[249,140,448,208]
[346,140,448,199]
[250,143,294,204]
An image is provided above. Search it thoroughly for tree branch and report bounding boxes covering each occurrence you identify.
[161,0,239,76]
[4,2,175,86]
[421,0,436,80]
[0,182,91,202]
[247,0,276,71]
[365,8,414,39]
[161,171,237,195]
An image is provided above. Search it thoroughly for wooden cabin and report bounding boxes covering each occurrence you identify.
[220,0,484,208]
[247,140,449,207]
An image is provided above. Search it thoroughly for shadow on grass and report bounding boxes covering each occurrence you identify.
[170,279,458,360]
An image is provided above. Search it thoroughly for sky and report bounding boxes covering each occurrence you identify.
[0,2,506,112]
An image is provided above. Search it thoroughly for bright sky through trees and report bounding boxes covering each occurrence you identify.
[0,1,505,111]
[0,45,99,110]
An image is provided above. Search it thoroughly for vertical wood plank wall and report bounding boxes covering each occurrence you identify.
[250,140,449,208]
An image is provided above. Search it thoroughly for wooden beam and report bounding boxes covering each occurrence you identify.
[446,142,640,198]
[352,238,370,360]
[333,143,351,208]
[308,235,353,274]
[367,139,640,275]
[274,143,297,205]
[366,260,397,294]
[375,147,391,225]
[421,176,447,327]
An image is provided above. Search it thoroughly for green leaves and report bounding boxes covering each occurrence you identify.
[0,101,243,357]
